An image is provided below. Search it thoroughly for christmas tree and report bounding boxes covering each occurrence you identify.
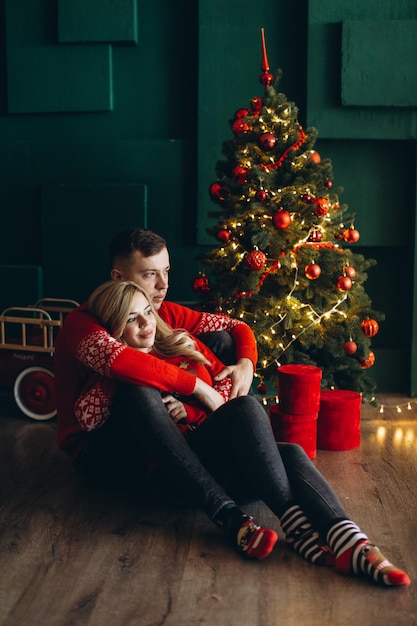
[193,29,383,402]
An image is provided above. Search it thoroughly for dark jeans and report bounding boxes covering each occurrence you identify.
[75,385,348,535]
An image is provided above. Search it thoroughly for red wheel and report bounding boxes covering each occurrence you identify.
[13,367,56,421]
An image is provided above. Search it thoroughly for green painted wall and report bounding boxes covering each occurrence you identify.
[0,0,416,394]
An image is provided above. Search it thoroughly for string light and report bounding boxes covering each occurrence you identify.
[377,401,416,414]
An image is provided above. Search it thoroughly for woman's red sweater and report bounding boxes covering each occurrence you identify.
[54,300,257,462]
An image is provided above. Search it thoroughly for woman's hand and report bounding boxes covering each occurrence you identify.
[192,378,225,413]
[162,395,187,422]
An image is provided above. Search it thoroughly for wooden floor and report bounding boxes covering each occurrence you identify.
[0,393,416,626]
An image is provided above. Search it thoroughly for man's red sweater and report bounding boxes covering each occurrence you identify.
[54,300,257,462]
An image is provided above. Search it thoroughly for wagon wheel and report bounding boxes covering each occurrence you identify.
[13,366,56,421]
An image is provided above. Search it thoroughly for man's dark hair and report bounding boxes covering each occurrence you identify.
[109,228,167,264]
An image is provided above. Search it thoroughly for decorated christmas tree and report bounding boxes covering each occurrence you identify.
[193,29,383,402]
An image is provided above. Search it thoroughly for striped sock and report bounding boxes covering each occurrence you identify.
[280,505,335,566]
[327,520,410,586]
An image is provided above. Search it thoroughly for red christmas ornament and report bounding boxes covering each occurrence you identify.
[234,108,249,119]
[360,351,376,369]
[192,274,210,295]
[251,97,263,115]
[343,340,358,355]
[336,226,347,241]
[301,193,313,203]
[272,210,291,230]
[312,197,330,217]
[255,189,267,201]
[310,151,321,163]
[360,318,379,337]
[344,228,360,244]
[257,382,268,395]
[260,72,273,87]
[246,249,267,270]
[325,180,333,189]
[309,229,322,242]
[259,132,276,151]
[209,182,229,201]
[337,275,352,291]
[232,165,248,184]
[305,262,321,280]
[232,119,252,135]
[217,229,231,243]
[344,265,356,279]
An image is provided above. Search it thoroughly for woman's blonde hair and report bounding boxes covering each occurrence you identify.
[88,281,210,365]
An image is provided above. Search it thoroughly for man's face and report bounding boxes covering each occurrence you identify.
[114,248,170,310]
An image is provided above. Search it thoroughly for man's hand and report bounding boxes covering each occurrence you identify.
[213,358,254,399]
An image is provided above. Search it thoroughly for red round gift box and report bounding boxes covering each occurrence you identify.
[317,389,361,451]
[277,364,322,415]
[269,404,317,460]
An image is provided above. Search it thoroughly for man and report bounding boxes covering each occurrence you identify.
[54,228,257,466]
[108,228,256,397]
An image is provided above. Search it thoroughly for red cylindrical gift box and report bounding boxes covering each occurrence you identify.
[277,364,322,415]
[317,389,361,451]
[269,405,317,459]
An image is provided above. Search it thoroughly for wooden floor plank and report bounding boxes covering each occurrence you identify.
[0,395,416,625]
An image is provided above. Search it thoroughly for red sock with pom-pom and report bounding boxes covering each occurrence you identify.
[327,520,410,587]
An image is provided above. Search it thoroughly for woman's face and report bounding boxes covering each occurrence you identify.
[122,291,157,352]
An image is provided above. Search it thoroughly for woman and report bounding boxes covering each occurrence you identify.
[56,280,410,587]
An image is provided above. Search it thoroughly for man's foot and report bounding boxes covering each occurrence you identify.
[237,517,278,560]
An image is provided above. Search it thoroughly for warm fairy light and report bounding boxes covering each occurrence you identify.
[394,428,403,446]
[376,426,386,445]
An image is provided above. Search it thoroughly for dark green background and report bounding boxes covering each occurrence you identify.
[1,0,416,394]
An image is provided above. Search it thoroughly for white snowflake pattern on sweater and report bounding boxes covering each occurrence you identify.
[77,330,127,377]
[195,312,243,335]
[75,379,116,431]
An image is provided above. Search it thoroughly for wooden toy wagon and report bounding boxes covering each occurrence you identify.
[0,298,78,420]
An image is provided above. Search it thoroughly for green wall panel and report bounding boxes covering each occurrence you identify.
[342,21,417,107]
[0,187,41,265]
[307,0,417,139]
[58,0,138,44]
[412,145,417,396]
[0,266,43,313]
[41,183,147,302]
[316,139,413,247]
[6,0,113,113]
[7,46,113,114]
